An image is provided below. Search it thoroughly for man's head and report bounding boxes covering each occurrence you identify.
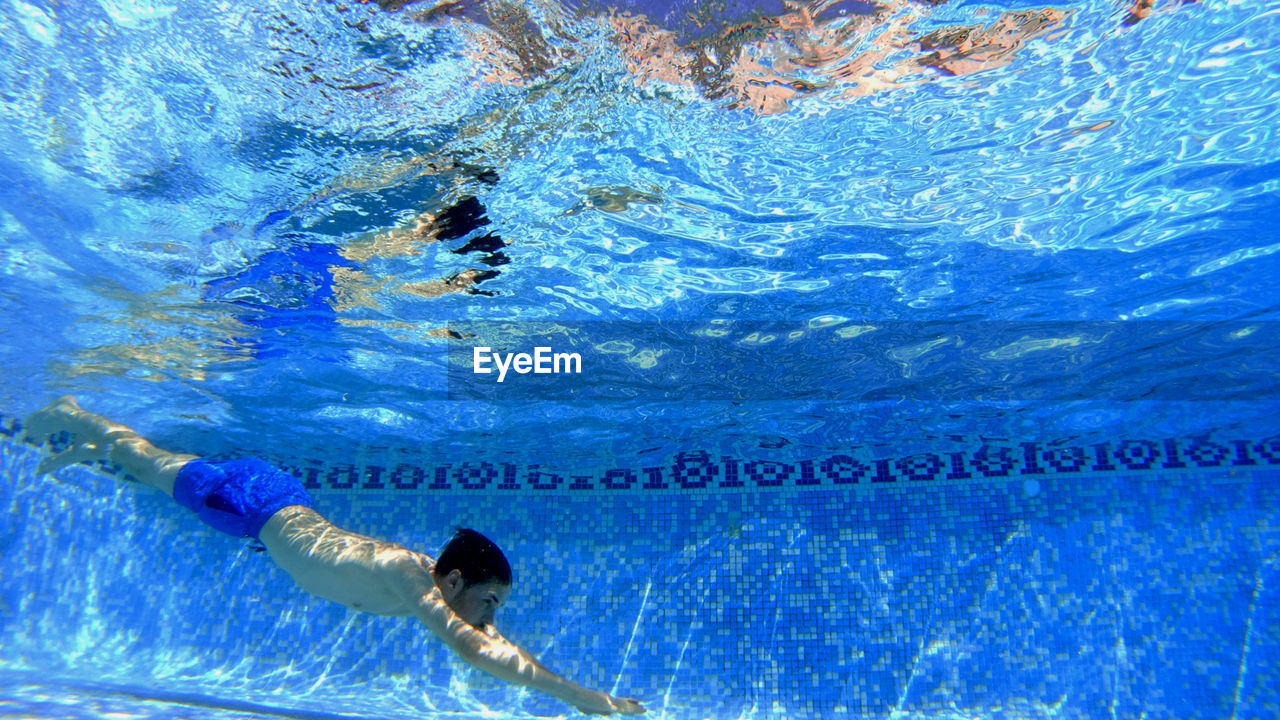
[433,528,512,629]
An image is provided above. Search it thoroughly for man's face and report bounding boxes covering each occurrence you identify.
[441,572,511,629]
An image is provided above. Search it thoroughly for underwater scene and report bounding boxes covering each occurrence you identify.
[1,0,1278,718]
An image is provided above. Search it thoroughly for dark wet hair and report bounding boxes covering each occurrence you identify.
[434,528,512,587]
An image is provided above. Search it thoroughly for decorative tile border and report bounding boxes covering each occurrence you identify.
[259,436,1280,493]
[5,410,1275,493]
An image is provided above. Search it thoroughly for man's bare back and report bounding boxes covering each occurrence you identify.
[260,505,433,616]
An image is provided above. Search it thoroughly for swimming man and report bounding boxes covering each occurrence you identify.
[21,396,645,716]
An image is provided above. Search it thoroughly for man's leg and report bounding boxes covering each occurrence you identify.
[21,396,198,496]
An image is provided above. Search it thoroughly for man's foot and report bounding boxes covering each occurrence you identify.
[22,395,126,475]
[22,397,195,494]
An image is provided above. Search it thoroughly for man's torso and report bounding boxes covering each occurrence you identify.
[259,506,435,616]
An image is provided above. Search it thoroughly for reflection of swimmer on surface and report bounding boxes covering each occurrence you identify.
[332,192,508,311]
[1122,0,1196,26]
[606,1,1082,113]
[912,8,1067,77]
[213,158,507,341]
[372,0,1074,114]
[23,396,646,716]
[373,0,1200,114]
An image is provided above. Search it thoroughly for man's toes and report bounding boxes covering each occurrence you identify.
[20,414,56,446]
[35,443,101,475]
[21,396,90,445]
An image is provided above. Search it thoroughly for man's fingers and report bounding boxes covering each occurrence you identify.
[617,698,646,715]
[607,697,645,715]
[577,692,638,715]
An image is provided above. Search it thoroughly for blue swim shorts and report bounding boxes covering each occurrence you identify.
[173,458,314,540]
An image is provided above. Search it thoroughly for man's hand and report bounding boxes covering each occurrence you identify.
[573,690,646,715]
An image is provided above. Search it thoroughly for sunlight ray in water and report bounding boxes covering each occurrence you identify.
[614,579,653,697]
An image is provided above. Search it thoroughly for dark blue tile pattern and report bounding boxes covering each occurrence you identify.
[230,436,1280,493]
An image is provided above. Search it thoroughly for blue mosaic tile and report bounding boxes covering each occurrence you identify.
[1,414,1278,719]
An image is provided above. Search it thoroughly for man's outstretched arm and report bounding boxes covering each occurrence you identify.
[409,582,645,715]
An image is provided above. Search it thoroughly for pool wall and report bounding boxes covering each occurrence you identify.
[2,415,1278,719]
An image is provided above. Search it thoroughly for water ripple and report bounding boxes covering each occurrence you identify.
[1,0,1277,450]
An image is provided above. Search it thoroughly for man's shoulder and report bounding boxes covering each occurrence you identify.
[403,548,436,574]
[376,546,434,581]
[384,548,440,608]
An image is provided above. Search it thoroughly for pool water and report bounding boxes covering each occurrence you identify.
[2,0,1278,718]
